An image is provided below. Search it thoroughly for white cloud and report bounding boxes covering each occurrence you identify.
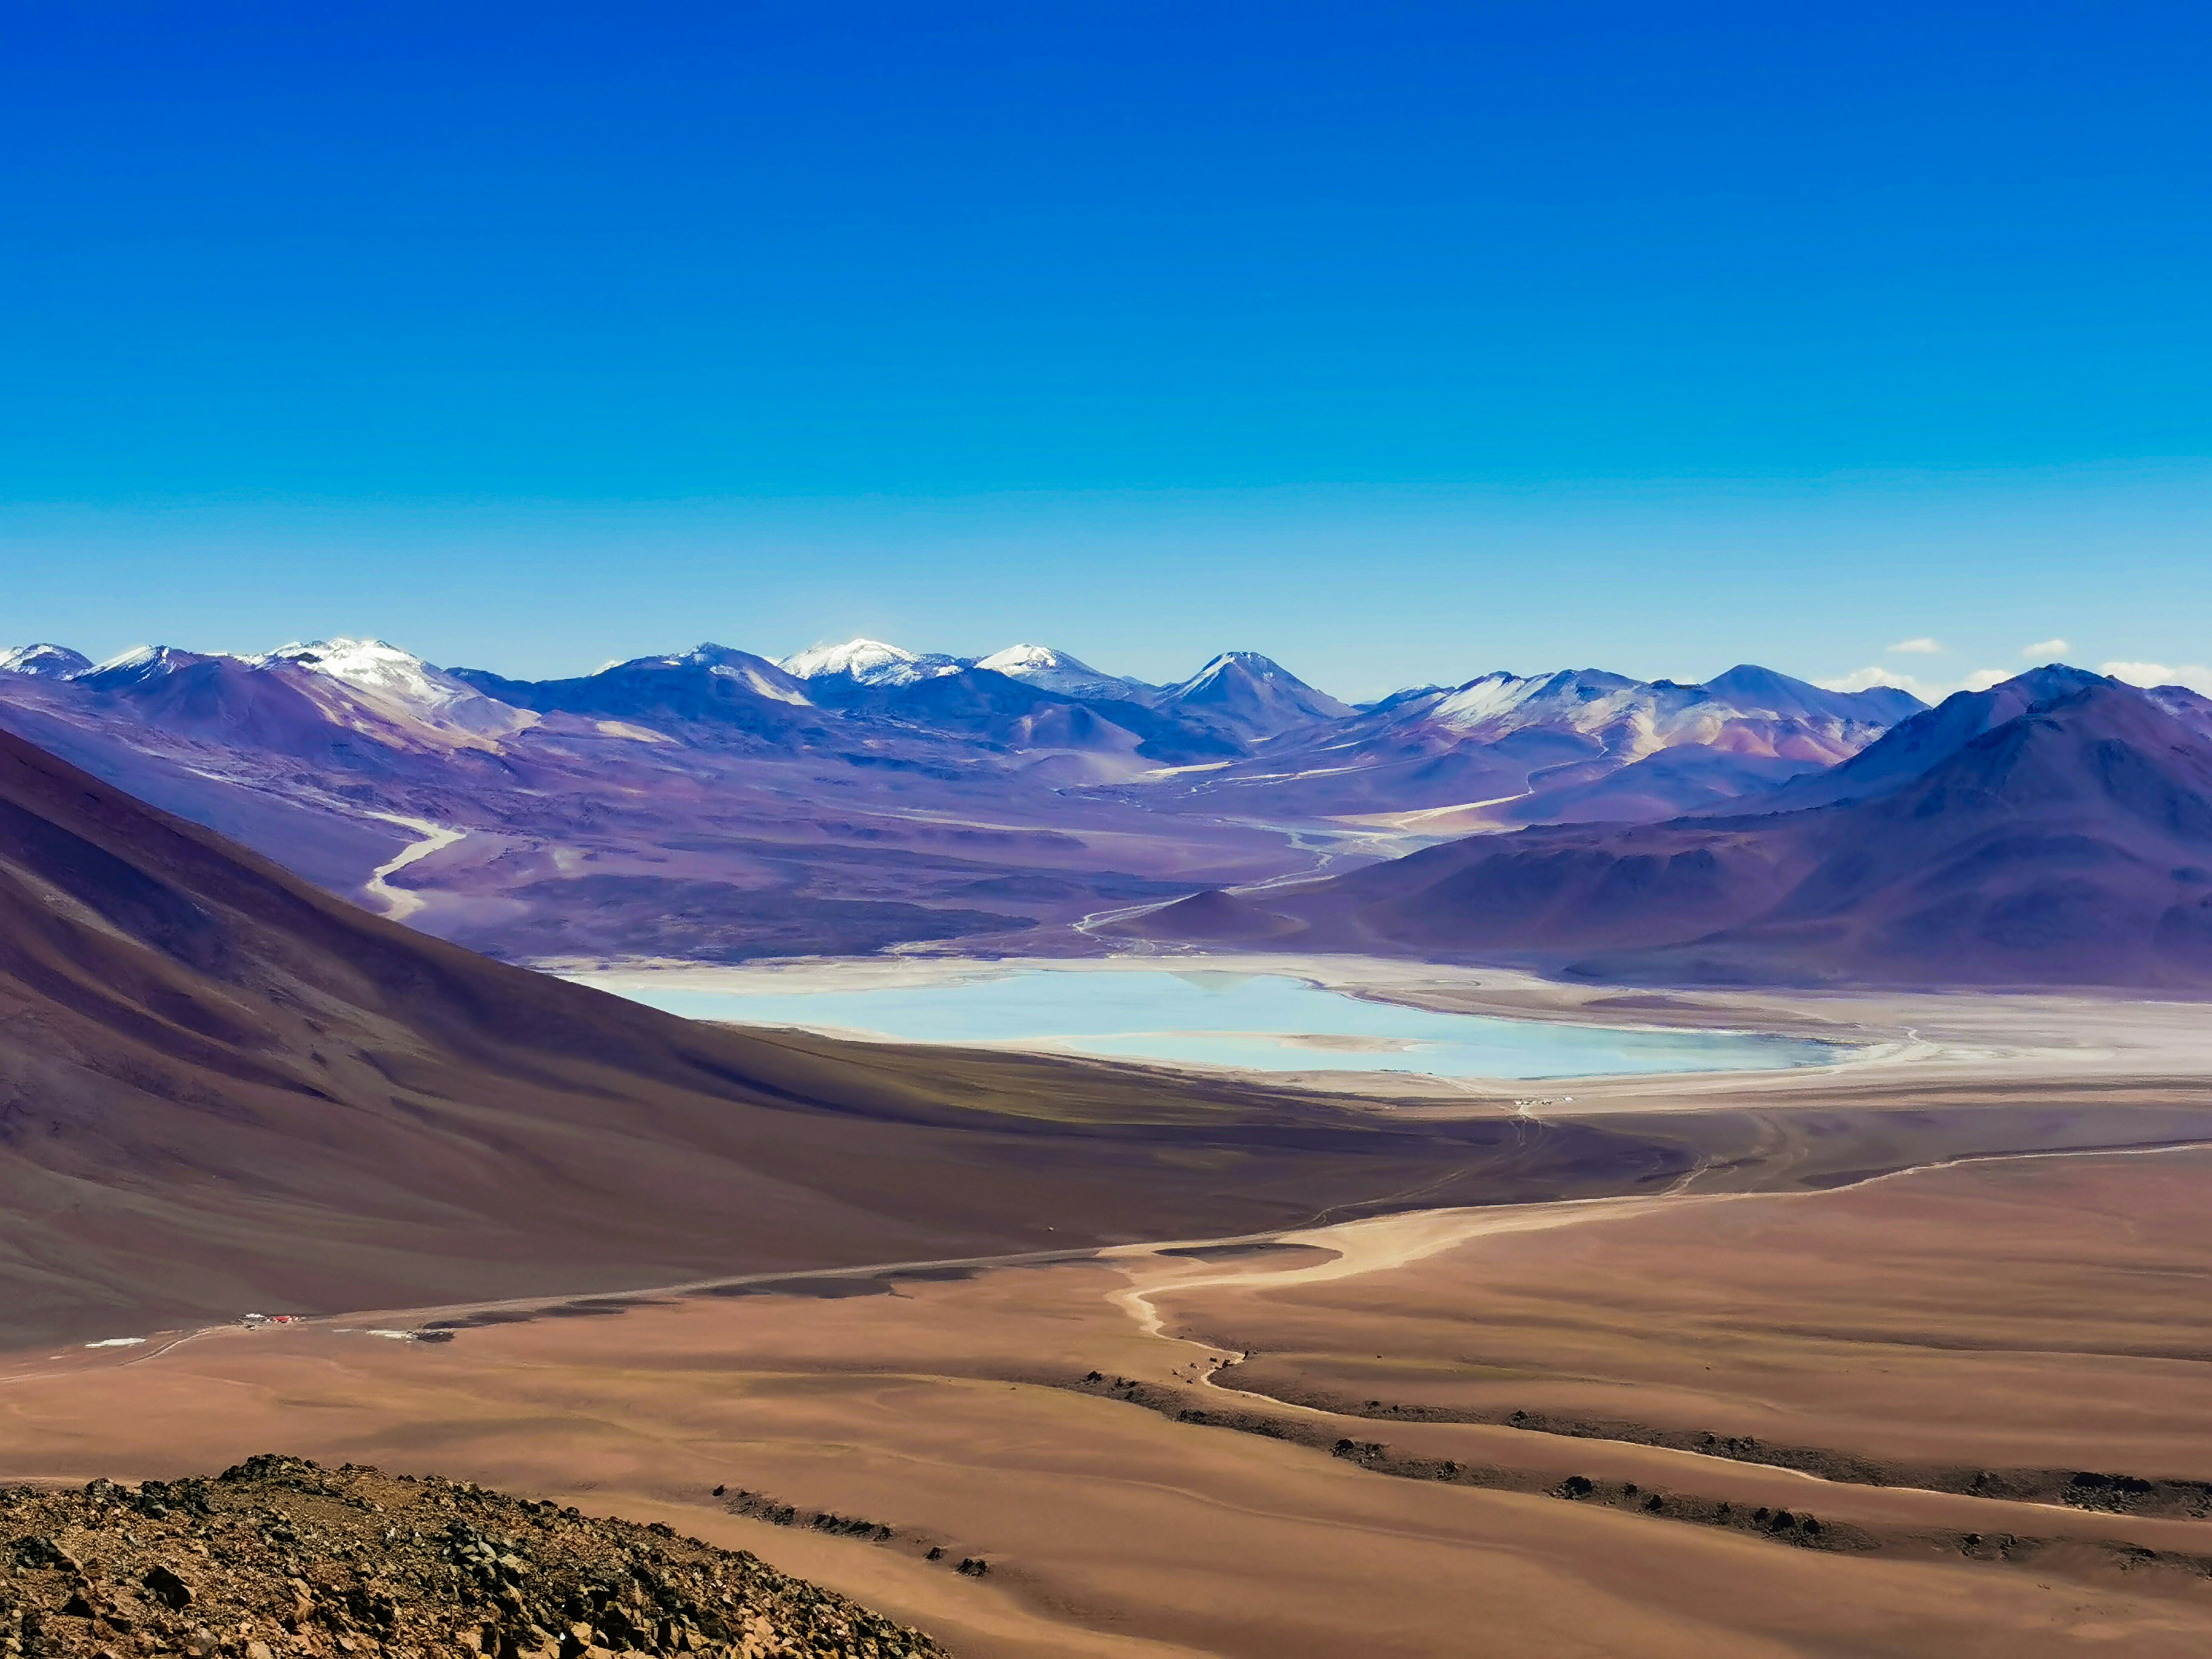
[1816,664,2016,703]
[1825,658,2212,703]
[1886,637,1943,655]
[2101,660,2212,696]
[2019,638,2068,659]
[1817,665,1922,694]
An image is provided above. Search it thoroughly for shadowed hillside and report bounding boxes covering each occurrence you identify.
[0,726,1693,1345]
[1116,674,2212,989]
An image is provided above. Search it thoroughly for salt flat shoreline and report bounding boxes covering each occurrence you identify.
[548,949,2212,1111]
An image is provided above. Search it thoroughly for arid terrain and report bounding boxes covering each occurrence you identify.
[13,5,2206,1651]
[0,1455,942,1658]
[8,695,2212,1654]
[7,1137,2212,1657]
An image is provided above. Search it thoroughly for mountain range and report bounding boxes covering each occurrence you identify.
[1118,668,2212,988]
[3,633,2209,987]
[0,720,1678,1342]
[0,633,1931,965]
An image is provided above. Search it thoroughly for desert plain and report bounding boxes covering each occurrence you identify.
[7,971,2212,1658]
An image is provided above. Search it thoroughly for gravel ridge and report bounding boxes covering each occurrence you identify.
[1,1456,946,1659]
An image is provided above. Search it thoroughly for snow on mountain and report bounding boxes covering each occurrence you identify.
[0,644,94,678]
[254,638,538,745]
[1126,669,2212,988]
[620,643,813,706]
[62,638,537,754]
[13,630,1931,829]
[1142,661,1929,825]
[1700,664,1923,727]
[2141,682,2212,743]
[76,645,224,688]
[973,644,1156,703]
[1415,665,1917,764]
[444,643,826,743]
[779,638,967,686]
[1427,669,1641,733]
[1157,652,1355,740]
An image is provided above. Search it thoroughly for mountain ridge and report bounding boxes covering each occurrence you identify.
[1113,671,2212,990]
[0,632,1951,965]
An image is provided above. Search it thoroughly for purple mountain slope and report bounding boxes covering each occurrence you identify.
[0,644,94,679]
[0,632,1931,967]
[1115,672,2212,990]
[1747,665,2113,813]
[1114,662,1922,825]
[452,645,825,747]
[2142,682,2212,742]
[1156,651,1356,741]
[800,665,1238,766]
[1700,663,1925,727]
[0,638,1299,961]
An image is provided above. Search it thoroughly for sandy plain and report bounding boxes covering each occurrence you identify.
[8,1136,2212,1657]
[11,948,2212,1656]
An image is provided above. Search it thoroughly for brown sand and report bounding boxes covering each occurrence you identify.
[1189,1148,2212,1475]
[7,1147,2212,1657]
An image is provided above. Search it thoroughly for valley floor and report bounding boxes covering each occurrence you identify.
[10,1136,2212,1656]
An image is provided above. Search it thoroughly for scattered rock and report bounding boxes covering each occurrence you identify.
[141,1565,193,1610]
[0,1455,947,1658]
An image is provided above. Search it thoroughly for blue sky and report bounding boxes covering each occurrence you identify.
[3,2,2207,698]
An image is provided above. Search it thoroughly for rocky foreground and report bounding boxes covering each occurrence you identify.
[1,1456,945,1659]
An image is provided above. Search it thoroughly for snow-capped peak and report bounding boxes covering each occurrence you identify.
[258,637,537,745]
[976,643,1071,675]
[579,644,815,705]
[1158,651,1353,737]
[645,642,766,672]
[974,643,1153,702]
[1406,663,1919,765]
[779,638,918,678]
[1176,651,1264,692]
[77,644,222,686]
[779,637,967,686]
[260,638,471,707]
[1429,668,1638,731]
[1168,651,1329,699]
[0,643,94,679]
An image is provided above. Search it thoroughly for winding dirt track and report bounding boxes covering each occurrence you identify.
[13,1142,2212,1657]
[360,811,467,920]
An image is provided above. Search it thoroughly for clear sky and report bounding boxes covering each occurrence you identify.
[3,2,2207,699]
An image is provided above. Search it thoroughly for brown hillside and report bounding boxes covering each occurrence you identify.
[0,726,1681,1344]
